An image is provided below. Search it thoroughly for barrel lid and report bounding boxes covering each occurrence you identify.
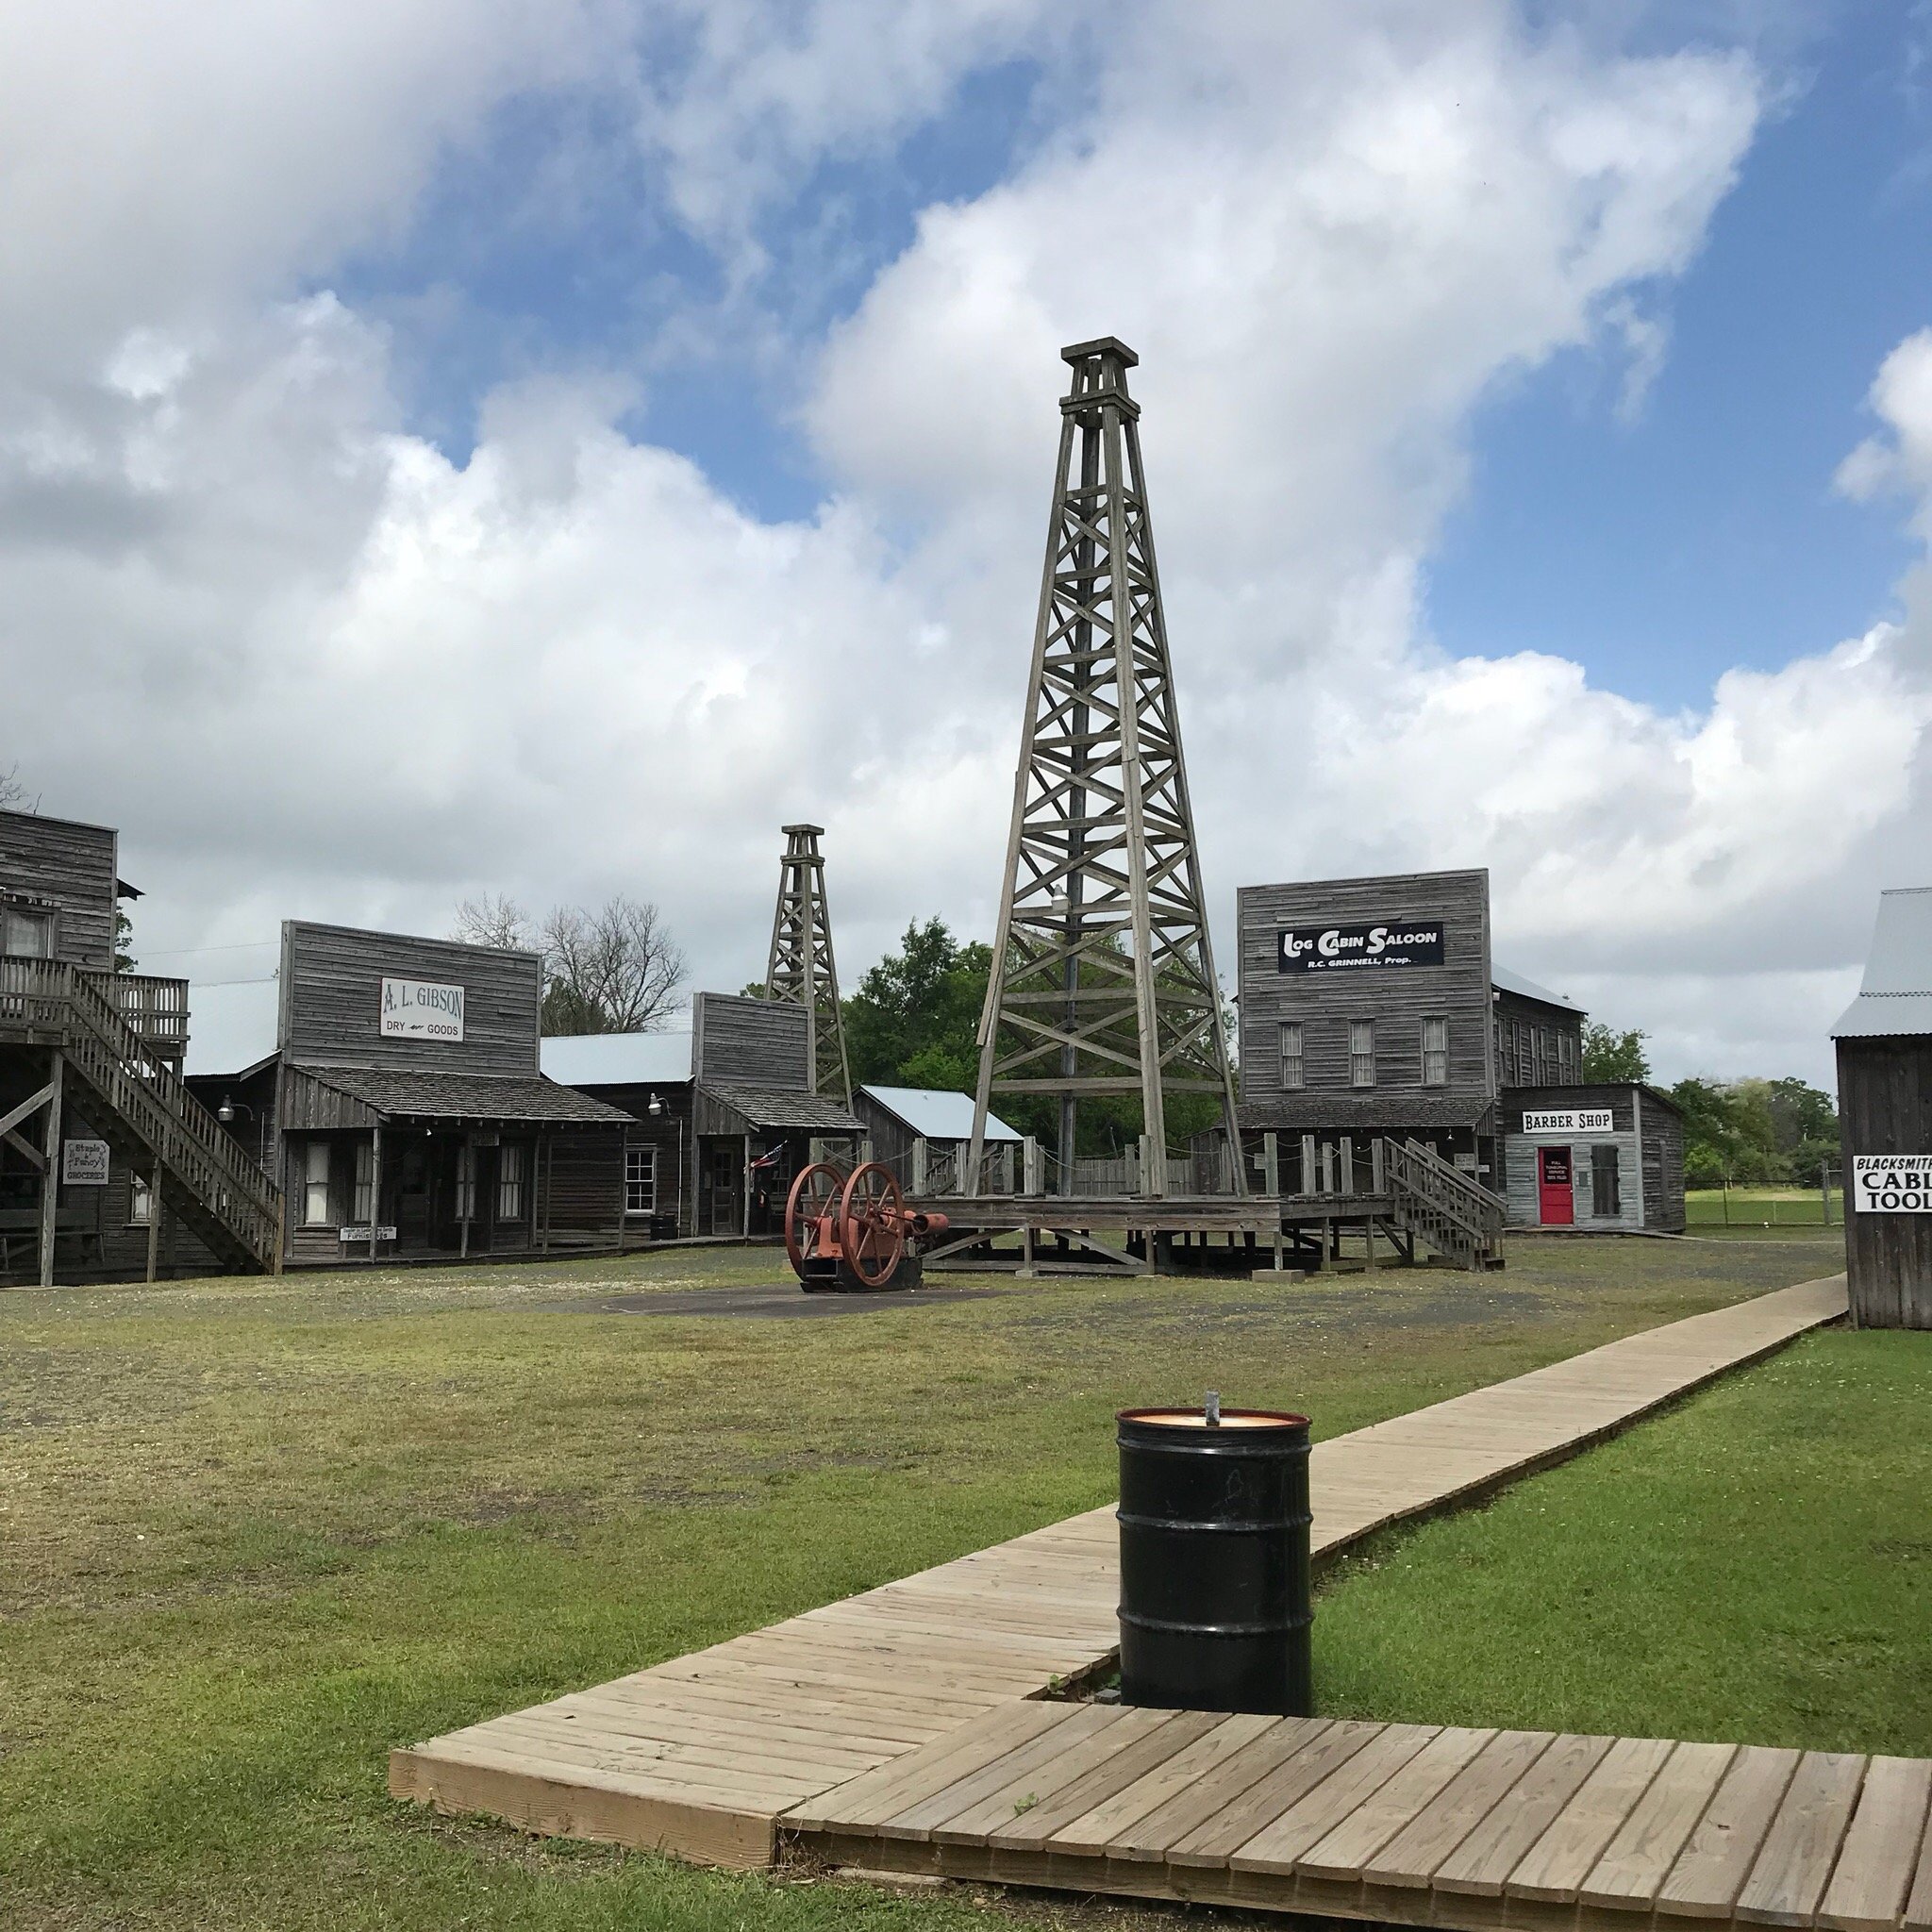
[1118,1407,1309,1430]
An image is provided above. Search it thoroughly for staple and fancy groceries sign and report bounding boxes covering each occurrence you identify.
[1522,1108,1613,1136]
[1277,921,1444,974]
[1852,1155,1932,1213]
[379,976,464,1041]
[61,1139,110,1185]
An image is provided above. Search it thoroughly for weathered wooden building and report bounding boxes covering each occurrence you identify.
[1832,885,1932,1329]
[854,1084,1022,1194]
[1236,868,1684,1232]
[1,807,272,1285]
[541,993,865,1240]
[187,921,632,1267]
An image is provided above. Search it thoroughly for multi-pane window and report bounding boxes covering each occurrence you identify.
[1349,1020,1375,1088]
[1422,1016,1448,1087]
[455,1144,475,1222]
[1277,1022,1305,1091]
[1591,1144,1622,1218]
[353,1141,374,1223]
[302,1141,331,1226]
[128,1172,153,1227]
[625,1144,658,1216]
[498,1144,526,1221]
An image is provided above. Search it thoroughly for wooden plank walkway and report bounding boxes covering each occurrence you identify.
[786,1702,1932,1931]
[391,1274,1848,1881]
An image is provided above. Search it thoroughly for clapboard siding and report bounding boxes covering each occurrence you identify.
[1837,1035,1932,1329]
[691,992,809,1090]
[278,1065,381,1131]
[539,1131,625,1240]
[279,923,541,1076]
[1498,1083,1686,1232]
[1237,870,1492,1124]
[1643,1093,1687,1232]
[560,1080,691,1235]
[0,808,118,969]
[1492,987,1585,1087]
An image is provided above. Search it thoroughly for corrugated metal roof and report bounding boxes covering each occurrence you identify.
[541,1030,693,1087]
[300,1065,633,1125]
[859,1084,1023,1141]
[1491,964,1586,1015]
[183,977,280,1078]
[699,1083,864,1132]
[1831,887,1932,1039]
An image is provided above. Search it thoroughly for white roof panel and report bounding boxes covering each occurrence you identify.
[1832,887,1932,1038]
[541,1030,693,1087]
[1491,963,1586,1015]
[860,1084,1023,1141]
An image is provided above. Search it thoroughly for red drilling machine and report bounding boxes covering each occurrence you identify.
[782,1161,951,1291]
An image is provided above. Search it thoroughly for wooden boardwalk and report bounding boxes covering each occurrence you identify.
[391,1274,1852,1896]
[786,1703,1932,1931]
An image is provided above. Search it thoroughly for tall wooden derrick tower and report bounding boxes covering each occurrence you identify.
[765,824,853,1109]
[967,339,1241,1199]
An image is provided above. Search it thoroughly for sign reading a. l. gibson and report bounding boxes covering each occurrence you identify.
[1277,922,1445,974]
[379,976,465,1041]
[1523,1108,1613,1136]
[1852,1155,1932,1213]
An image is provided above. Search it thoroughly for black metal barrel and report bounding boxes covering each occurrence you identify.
[1116,1405,1312,1716]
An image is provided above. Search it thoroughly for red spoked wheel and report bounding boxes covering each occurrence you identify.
[784,1161,846,1286]
[839,1161,907,1290]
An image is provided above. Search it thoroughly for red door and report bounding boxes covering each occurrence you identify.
[1538,1146,1574,1225]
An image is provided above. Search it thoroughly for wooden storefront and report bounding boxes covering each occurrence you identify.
[1496,1083,1686,1233]
[541,1030,694,1241]
[1832,886,1932,1329]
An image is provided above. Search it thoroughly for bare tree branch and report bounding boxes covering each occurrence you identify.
[450,892,535,951]
[0,762,35,812]
[541,895,687,1035]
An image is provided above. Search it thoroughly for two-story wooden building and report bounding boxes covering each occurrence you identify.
[2,807,275,1285]
[1236,868,1684,1232]
[186,921,632,1267]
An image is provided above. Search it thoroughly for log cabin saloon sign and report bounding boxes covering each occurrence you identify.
[1277,922,1445,974]
[379,976,465,1041]
[1852,1155,1932,1213]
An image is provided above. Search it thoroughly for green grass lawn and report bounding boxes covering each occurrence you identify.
[1685,1185,1842,1227]
[0,1233,1849,1930]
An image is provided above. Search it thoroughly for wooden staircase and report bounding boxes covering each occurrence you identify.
[0,959,282,1274]
[1381,1136,1504,1270]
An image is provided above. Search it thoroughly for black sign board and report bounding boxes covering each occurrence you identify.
[1277,922,1445,974]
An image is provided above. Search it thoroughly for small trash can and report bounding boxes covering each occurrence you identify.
[1116,1400,1312,1716]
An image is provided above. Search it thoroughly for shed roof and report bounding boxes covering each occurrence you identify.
[1831,887,1932,1038]
[699,1082,864,1133]
[541,1030,693,1087]
[859,1084,1023,1142]
[183,977,280,1079]
[1491,964,1586,1015]
[296,1065,632,1125]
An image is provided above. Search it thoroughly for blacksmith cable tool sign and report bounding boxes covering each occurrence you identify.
[1278,922,1445,973]
[1851,1155,1932,1213]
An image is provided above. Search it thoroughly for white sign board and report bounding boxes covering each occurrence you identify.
[379,977,464,1041]
[340,1225,399,1242]
[1522,1108,1613,1136]
[61,1138,111,1186]
[1852,1155,1932,1213]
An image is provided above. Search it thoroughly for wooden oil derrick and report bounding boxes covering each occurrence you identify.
[967,339,1241,1198]
[765,824,852,1108]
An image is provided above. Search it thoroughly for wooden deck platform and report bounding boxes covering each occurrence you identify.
[785,1701,1932,1931]
[391,1275,1853,1900]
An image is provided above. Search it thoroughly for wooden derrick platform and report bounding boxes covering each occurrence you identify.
[390,1276,1873,1924]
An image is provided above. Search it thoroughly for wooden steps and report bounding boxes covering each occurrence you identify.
[786,1701,1932,1932]
[390,1274,1849,1889]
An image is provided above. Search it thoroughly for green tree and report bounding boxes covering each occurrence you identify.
[1581,1024,1650,1083]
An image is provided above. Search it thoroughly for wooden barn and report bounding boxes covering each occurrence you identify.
[1236,868,1685,1232]
[854,1084,1022,1194]
[186,920,632,1268]
[540,1028,693,1240]
[1832,885,1932,1329]
[1,806,268,1286]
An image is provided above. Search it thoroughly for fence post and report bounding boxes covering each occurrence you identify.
[1722,1174,1730,1226]
[1821,1167,1829,1227]
[1301,1134,1317,1196]
[910,1138,927,1195]
[1023,1137,1042,1197]
[1262,1131,1279,1198]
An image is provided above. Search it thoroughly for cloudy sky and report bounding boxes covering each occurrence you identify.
[6,0,1930,1089]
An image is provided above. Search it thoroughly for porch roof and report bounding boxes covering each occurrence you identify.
[697,1081,864,1134]
[295,1065,632,1126]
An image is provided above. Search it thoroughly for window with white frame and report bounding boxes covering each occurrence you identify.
[1277,1021,1305,1091]
[1422,1015,1448,1087]
[497,1144,526,1221]
[302,1141,332,1226]
[128,1172,153,1227]
[455,1144,475,1222]
[353,1140,373,1223]
[1349,1020,1375,1088]
[625,1144,657,1216]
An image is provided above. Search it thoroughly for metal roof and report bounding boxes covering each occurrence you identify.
[1831,887,1932,1038]
[1491,964,1586,1015]
[859,1084,1023,1141]
[298,1065,633,1125]
[541,1030,693,1087]
[183,977,280,1078]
